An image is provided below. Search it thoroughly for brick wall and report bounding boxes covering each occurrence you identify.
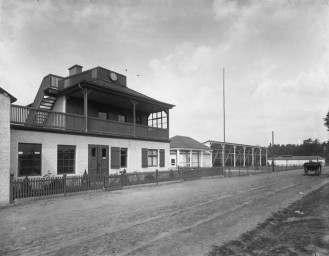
[0,93,11,205]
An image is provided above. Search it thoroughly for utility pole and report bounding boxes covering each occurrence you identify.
[272,131,274,172]
[222,68,226,169]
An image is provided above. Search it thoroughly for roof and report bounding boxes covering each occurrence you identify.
[269,155,325,161]
[204,140,267,149]
[60,75,175,110]
[0,87,17,103]
[170,135,212,151]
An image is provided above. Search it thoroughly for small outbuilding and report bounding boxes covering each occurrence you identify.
[268,155,325,166]
[170,135,213,168]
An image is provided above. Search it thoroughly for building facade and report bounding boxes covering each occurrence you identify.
[170,135,213,168]
[268,155,325,166]
[8,65,174,179]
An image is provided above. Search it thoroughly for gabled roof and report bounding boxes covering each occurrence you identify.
[269,155,325,161]
[170,135,212,151]
[0,87,17,103]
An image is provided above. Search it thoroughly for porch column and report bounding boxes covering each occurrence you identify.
[82,88,91,132]
[177,149,180,168]
[259,148,262,166]
[233,146,236,168]
[252,148,254,167]
[165,109,169,138]
[190,150,192,167]
[130,100,138,137]
[210,150,213,167]
[266,149,268,166]
[243,147,246,167]
[200,151,203,167]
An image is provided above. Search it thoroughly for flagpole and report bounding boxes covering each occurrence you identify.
[223,68,226,168]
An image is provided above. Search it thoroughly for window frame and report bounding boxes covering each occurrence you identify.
[120,148,128,168]
[57,145,76,175]
[118,114,127,123]
[148,149,158,167]
[18,143,42,177]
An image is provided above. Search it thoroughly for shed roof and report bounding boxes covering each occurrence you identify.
[170,135,212,151]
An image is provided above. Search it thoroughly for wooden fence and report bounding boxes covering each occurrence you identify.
[9,165,302,202]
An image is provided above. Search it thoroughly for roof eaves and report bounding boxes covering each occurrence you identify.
[0,87,17,103]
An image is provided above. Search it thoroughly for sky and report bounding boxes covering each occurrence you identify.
[1,0,329,147]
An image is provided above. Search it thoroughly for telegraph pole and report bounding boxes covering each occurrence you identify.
[272,131,274,172]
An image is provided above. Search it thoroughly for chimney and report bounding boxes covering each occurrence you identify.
[68,65,83,76]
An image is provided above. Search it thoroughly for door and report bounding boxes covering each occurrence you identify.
[88,145,109,176]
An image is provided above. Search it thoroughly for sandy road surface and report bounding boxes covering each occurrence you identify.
[1,168,328,256]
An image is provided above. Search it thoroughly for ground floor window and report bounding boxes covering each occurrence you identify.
[121,148,128,168]
[57,145,76,174]
[18,143,42,176]
[171,158,176,166]
[148,149,158,167]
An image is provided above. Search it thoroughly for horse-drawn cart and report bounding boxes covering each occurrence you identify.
[303,162,322,176]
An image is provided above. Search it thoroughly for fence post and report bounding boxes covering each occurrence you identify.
[9,173,14,203]
[63,174,67,197]
[156,169,158,186]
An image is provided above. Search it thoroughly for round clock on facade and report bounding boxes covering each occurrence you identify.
[110,72,117,81]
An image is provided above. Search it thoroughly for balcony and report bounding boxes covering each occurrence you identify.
[10,105,169,141]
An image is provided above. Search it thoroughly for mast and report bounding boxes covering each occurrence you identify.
[223,68,226,168]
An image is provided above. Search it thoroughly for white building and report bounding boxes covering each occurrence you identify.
[170,135,213,168]
[5,65,175,179]
[267,155,325,166]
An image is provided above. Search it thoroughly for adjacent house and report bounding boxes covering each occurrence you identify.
[268,155,325,166]
[8,65,175,178]
[170,135,213,168]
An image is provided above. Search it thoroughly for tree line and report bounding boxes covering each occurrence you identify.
[268,138,328,162]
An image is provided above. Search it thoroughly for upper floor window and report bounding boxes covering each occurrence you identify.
[118,114,126,123]
[18,143,42,176]
[57,145,76,174]
[98,112,107,120]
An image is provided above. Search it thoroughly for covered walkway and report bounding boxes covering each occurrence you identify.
[204,140,268,167]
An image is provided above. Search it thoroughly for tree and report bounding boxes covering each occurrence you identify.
[324,111,329,131]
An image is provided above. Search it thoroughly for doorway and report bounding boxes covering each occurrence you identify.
[88,145,109,176]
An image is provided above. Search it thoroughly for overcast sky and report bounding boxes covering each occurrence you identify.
[1,0,328,147]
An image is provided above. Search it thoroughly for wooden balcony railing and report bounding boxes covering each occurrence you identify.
[11,105,169,140]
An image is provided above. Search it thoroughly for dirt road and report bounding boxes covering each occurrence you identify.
[1,168,328,256]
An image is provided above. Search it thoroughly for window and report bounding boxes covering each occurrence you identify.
[98,112,107,120]
[142,148,148,168]
[121,148,128,168]
[171,159,176,166]
[57,145,76,174]
[18,143,42,176]
[148,149,158,167]
[111,147,128,169]
[160,149,165,167]
[91,148,96,157]
[118,114,126,123]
